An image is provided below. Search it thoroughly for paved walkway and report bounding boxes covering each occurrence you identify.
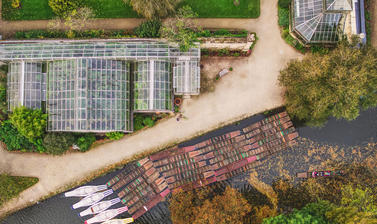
[0,0,302,217]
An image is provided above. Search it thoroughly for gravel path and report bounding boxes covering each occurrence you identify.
[0,0,302,218]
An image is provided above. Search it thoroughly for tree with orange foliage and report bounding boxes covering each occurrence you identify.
[194,186,252,224]
[169,186,251,224]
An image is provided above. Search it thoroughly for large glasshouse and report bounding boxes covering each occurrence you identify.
[0,40,200,133]
[292,0,353,43]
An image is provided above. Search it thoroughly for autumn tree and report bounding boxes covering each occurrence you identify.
[169,186,251,224]
[279,43,377,126]
[161,5,201,52]
[124,0,180,19]
[195,186,252,224]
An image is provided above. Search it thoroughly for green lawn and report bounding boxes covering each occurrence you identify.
[181,0,260,18]
[2,0,259,20]
[2,0,54,20]
[0,174,39,207]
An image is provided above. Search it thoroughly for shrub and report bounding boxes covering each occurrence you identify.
[278,0,292,9]
[75,133,96,152]
[281,28,289,38]
[11,0,20,8]
[214,29,231,36]
[143,117,155,127]
[134,20,161,38]
[218,48,230,56]
[105,132,125,140]
[43,132,75,155]
[198,30,211,37]
[278,7,289,28]
[9,107,47,143]
[48,0,82,18]
[0,121,35,151]
[134,114,156,131]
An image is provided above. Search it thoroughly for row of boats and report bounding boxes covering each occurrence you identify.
[65,111,299,222]
[64,186,133,224]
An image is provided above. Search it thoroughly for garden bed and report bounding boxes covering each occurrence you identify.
[201,32,257,57]
[2,0,260,21]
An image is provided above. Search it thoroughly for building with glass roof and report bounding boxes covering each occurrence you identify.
[292,0,352,43]
[0,40,200,133]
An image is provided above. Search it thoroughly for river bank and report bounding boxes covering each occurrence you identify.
[1,108,376,224]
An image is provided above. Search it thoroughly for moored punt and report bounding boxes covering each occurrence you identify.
[73,189,114,209]
[98,111,298,222]
[65,185,107,198]
[101,218,134,224]
[131,189,170,219]
[80,198,121,217]
[85,206,129,224]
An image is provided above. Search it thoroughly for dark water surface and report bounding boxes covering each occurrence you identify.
[2,108,376,224]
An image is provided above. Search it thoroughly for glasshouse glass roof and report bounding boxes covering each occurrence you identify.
[133,60,172,112]
[292,0,351,43]
[47,59,131,132]
[2,40,200,133]
[0,40,200,61]
[173,60,200,95]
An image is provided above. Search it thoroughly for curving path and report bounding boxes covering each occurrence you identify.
[0,0,302,217]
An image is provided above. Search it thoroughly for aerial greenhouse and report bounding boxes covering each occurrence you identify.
[0,40,201,132]
[291,0,352,43]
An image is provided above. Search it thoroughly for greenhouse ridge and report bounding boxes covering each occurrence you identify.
[1,39,201,132]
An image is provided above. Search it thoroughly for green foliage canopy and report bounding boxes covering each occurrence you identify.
[0,121,35,151]
[161,5,200,52]
[43,132,75,155]
[9,107,47,143]
[134,20,161,38]
[105,132,125,140]
[279,43,377,126]
[48,0,83,18]
[75,133,96,152]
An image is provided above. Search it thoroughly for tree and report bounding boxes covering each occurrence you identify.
[169,189,197,224]
[64,7,93,31]
[9,107,47,143]
[48,0,83,18]
[48,7,94,38]
[169,186,251,224]
[43,132,75,155]
[194,186,252,224]
[161,5,201,52]
[279,43,377,126]
[124,0,180,19]
[263,201,332,224]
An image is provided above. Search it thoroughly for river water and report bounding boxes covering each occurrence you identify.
[1,108,376,224]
